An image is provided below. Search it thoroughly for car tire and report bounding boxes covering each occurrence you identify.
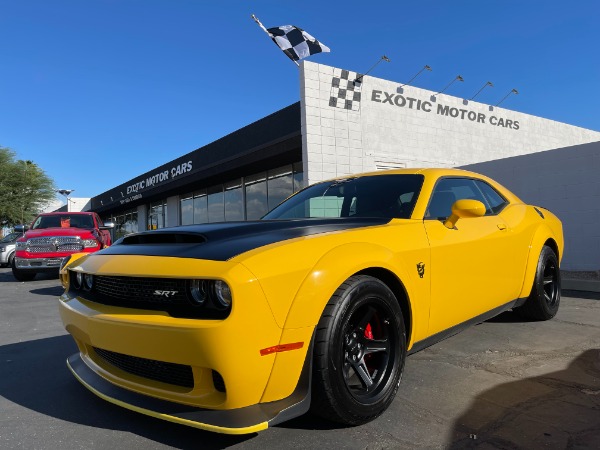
[7,252,15,268]
[516,245,560,321]
[310,275,406,425]
[11,259,36,282]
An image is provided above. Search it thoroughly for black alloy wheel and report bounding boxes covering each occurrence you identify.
[342,302,398,403]
[311,275,406,425]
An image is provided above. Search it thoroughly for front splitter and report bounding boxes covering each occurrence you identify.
[66,352,311,434]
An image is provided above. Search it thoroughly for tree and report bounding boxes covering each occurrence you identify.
[0,146,56,227]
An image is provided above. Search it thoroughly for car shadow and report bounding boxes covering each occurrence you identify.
[276,412,345,431]
[0,270,16,283]
[485,309,529,324]
[29,285,64,297]
[0,335,256,449]
[447,349,600,448]
[0,269,59,284]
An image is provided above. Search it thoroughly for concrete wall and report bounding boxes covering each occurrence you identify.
[462,141,600,271]
[300,61,600,186]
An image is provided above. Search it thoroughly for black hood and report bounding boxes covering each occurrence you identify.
[97,218,390,261]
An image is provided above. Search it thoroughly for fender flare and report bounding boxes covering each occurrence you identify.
[283,242,415,332]
[517,224,558,299]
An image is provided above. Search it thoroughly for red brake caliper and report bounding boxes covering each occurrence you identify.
[364,323,374,366]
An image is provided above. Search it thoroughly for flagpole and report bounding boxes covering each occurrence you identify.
[251,14,299,67]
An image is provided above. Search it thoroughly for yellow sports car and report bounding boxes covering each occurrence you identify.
[58,168,563,434]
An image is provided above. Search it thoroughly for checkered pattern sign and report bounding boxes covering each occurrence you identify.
[329,69,364,111]
[267,25,330,62]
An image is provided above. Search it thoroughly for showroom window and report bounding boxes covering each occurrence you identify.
[207,185,225,223]
[178,162,304,224]
[245,172,268,220]
[108,208,138,239]
[180,195,193,226]
[225,179,244,221]
[267,166,294,210]
[148,200,167,229]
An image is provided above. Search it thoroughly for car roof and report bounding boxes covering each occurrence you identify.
[322,167,489,180]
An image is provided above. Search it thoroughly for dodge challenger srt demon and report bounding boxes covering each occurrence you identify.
[58,168,563,434]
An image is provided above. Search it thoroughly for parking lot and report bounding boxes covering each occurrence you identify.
[0,267,598,449]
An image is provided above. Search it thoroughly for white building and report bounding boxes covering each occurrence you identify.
[90,62,600,272]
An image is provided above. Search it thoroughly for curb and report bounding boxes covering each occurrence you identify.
[562,278,600,293]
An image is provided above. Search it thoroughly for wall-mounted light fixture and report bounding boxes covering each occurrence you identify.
[434,75,464,97]
[496,88,519,107]
[355,55,391,83]
[470,81,494,101]
[399,65,432,89]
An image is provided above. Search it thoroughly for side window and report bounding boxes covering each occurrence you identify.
[474,180,508,214]
[426,178,488,219]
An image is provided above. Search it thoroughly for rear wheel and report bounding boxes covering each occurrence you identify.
[516,246,560,320]
[311,275,406,425]
[11,259,36,282]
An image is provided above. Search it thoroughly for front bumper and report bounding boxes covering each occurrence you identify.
[15,256,63,270]
[58,255,314,432]
[67,343,312,434]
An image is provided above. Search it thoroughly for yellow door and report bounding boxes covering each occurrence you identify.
[423,177,524,336]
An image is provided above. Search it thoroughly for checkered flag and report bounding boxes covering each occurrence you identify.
[252,15,330,65]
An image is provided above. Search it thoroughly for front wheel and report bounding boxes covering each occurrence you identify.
[516,245,560,320]
[311,275,406,425]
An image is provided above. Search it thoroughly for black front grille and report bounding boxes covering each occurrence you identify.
[94,275,189,305]
[93,347,194,389]
[69,272,231,319]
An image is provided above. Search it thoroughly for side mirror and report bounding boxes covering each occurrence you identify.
[99,222,116,246]
[14,224,28,234]
[444,199,486,229]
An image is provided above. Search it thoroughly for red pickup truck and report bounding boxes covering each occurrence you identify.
[13,212,114,281]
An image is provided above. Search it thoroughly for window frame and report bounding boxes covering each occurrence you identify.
[424,176,509,220]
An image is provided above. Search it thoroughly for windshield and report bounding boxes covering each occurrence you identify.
[31,214,95,230]
[263,174,424,220]
[0,232,22,243]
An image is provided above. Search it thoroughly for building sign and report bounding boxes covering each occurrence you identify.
[125,161,193,196]
[371,90,520,130]
[115,161,194,205]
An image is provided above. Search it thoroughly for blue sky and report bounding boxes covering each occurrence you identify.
[1,0,599,203]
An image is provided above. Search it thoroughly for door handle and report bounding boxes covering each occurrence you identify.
[497,223,507,231]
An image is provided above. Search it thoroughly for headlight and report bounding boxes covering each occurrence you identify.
[0,247,5,252]
[190,279,208,305]
[84,273,94,290]
[72,271,83,289]
[188,279,232,312]
[214,280,232,309]
[16,241,28,250]
[82,239,99,248]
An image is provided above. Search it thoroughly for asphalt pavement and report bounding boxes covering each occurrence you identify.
[0,267,598,449]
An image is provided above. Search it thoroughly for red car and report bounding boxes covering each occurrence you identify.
[13,212,113,281]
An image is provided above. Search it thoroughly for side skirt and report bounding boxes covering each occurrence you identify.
[408,298,525,355]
